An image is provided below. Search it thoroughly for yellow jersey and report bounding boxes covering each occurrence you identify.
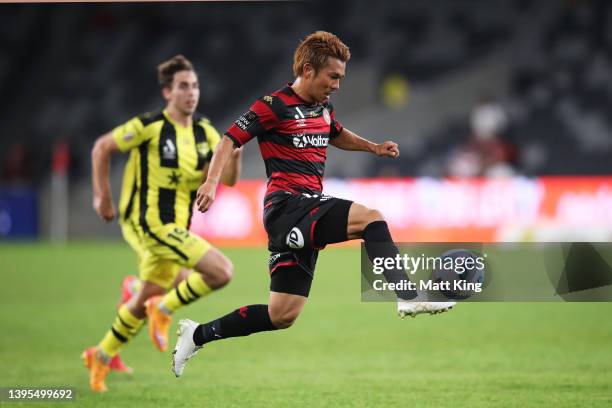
[113,110,220,233]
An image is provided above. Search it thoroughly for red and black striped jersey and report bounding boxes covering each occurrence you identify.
[225,84,343,199]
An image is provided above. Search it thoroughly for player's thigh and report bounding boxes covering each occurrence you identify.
[192,246,234,289]
[346,202,385,240]
[139,253,182,291]
[268,290,308,329]
[311,198,353,247]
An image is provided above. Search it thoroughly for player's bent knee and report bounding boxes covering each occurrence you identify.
[203,262,233,289]
[349,205,386,238]
[219,255,234,284]
[270,314,297,329]
[367,208,385,224]
[351,203,384,224]
[273,320,294,330]
[269,308,300,329]
[218,262,234,287]
[194,249,234,289]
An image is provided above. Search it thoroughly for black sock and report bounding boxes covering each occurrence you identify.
[192,304,277,346]
[363,221,417,300]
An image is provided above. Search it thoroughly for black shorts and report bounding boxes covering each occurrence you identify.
[265,191,352,296]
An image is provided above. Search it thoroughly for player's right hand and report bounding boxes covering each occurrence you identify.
[94,195,116,221]
[196,179,217,212]
[374,141,400,158]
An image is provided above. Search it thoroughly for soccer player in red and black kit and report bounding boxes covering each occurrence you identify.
[172,31,455,376]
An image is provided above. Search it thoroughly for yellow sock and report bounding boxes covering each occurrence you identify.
[98,304,145,357]
[160,272,212,314]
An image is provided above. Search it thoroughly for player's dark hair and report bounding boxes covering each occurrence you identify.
[293,31,351,77]
[157,55,194,89]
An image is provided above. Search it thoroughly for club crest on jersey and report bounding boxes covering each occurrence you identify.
[123,131,135,142]
[286,227,304,249]
[292,134,329,148]
[196,142,208,156]
[323,108,331,125]
[162,139,177,160]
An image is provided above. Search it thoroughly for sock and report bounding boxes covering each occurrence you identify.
[363,221,418,300]
[192,304,276,346]
[98,304,145,357]
[130,278,142,296]
[159,272,212,314]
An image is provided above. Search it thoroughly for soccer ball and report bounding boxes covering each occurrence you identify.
[431,248,485,300]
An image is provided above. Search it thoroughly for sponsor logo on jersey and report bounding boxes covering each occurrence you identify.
[286,227,304,249]
[292,134,329,148]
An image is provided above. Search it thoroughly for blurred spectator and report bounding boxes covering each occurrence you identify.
[447,96,517,177]
[1,142,35,186]
[380,74,410,109]
[470,96,507,140]
[2,1,611,180]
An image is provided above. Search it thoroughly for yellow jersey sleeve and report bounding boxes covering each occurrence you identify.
[112,116,149,152]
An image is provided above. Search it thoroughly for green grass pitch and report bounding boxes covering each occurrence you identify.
[1,243,612,407]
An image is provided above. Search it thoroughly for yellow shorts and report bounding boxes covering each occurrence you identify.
[138,224,211,290]
[120,219,145,263]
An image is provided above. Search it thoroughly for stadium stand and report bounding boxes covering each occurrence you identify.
[1,0,611,187]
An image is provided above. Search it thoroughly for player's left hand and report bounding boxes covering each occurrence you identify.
[196,179,218,212]
[374,141,400,158]
[93,195,116,222]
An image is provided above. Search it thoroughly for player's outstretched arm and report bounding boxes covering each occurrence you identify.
[330,128,399,158]
[91,132,121,221]
[196,135,235,212]
[219,147,243,187]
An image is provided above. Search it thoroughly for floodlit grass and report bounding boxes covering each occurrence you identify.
[1,243,611,407]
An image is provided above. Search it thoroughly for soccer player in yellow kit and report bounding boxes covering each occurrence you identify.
[84,55,242,392]
[106,149,191,374]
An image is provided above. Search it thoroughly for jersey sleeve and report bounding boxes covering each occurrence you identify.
[111,116,149,152]
[225,98,279,147]
[327,103,343,140]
